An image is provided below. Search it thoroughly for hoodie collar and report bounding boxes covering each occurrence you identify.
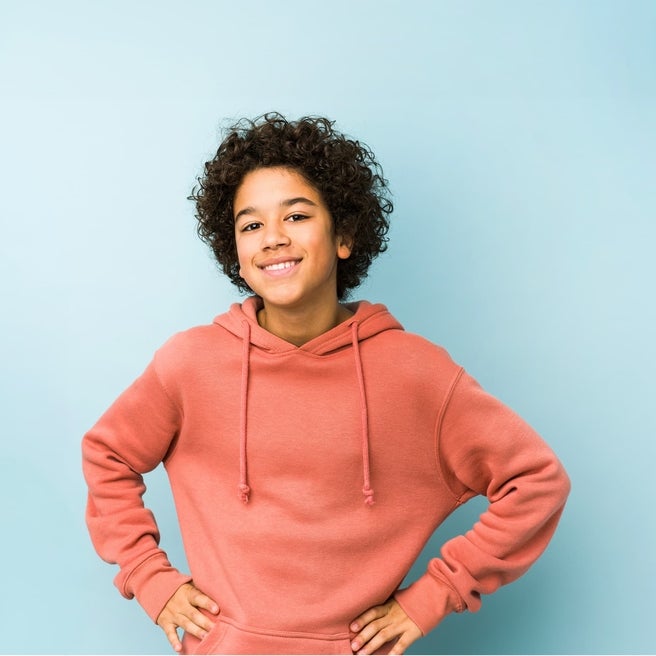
[214,296,402,354]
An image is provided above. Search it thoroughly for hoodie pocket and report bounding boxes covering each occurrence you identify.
[187,615,354,655]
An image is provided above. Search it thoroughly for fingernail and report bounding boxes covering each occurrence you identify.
[351,622,359,631]
[351,641,359,651]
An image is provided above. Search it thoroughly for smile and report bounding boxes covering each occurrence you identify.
[260,260,300,272]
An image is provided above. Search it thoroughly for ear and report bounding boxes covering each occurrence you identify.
[336,234,353,260]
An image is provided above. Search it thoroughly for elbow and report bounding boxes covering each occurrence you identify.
[559,461,572,506]
[547,457,571,514]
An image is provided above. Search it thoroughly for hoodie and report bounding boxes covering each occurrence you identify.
[82,298,570,654]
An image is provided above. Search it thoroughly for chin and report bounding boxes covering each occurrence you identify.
[250,289,300,308]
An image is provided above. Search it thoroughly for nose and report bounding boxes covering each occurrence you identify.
[261,221,290,250]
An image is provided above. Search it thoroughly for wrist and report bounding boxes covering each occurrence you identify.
[394,573,463,635]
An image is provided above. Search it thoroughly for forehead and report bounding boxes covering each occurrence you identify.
[234,167,322,208]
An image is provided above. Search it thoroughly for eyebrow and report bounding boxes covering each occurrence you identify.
[234,196,318,222]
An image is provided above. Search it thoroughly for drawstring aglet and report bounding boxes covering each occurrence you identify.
[363,486,375,506]
[238,483,251,504]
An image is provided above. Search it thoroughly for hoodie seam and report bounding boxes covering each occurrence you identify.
[433,367,468,505]
[121,551,166,599]
[230,346,365,361]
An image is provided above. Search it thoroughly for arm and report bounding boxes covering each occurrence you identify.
[394,368,571,635]
[82,355,192,622]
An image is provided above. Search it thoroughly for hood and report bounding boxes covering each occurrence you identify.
[213,296,404,507]
[213,296,403,354]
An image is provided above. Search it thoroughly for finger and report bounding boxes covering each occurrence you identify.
[162,623,183,653]
[350,603,388,632]
[351,618,390,653]
[176,613,210,642]
[388,624,422,655]
[356,625,399,656]
[188,607,217,634]
[189,589,220,615]
[389,634,411,655]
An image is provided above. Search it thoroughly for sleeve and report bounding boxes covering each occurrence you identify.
[81,354,192,622]
[394,368,570,634]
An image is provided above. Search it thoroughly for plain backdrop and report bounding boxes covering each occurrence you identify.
[1,0,655,653]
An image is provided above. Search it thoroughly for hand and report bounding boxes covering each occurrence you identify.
[350,599,422,655]
[156,582,220,653]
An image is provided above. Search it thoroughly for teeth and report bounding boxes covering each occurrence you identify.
[263,261,297,271]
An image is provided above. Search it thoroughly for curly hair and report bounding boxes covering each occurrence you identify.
[190,113,393,299]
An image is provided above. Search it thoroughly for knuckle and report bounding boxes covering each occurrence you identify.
[361,610,375,624]
[158,616,173,630]
[379,627,393,641]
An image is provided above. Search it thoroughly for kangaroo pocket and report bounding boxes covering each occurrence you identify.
[185,616,355,655]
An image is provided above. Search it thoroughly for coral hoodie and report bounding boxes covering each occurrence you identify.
[83,298,570,654]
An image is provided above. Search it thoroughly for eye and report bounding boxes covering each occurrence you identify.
[240,221,261,232]
[286,213,309,222]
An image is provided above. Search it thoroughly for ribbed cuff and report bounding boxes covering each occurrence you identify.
[394,572,464,635]
[122,552,193,622]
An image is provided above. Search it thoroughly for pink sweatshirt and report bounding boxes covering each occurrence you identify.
[83,298,570,654]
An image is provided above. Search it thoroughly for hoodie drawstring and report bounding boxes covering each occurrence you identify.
[236,317,374,507]
[351,321,375,506]
[238,320,252,504]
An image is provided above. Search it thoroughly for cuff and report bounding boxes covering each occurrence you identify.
[394,572,464,636]
[121,552,193,622]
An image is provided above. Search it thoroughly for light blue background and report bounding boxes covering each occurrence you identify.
[1,1,654,653]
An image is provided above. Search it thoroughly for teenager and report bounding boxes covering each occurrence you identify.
[82,114,570,655]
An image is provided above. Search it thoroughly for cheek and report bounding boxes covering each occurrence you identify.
[234,238,249,276]
[310,228,341,259]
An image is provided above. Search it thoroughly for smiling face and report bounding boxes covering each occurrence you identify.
[234,167,352,314]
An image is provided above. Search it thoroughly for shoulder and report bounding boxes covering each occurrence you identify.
[364,329,463,399]
[373,326,459,366]
[158,322,218,352]
[353,301,458,364]
[153,322,235,374]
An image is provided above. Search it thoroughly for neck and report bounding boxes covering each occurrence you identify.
[257,300,353,346]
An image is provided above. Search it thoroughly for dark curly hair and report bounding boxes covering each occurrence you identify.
[190,113,392,299]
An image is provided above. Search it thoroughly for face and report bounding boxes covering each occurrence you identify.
[233,167,351,313]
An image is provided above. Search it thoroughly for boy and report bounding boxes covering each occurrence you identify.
[83,113,570,655]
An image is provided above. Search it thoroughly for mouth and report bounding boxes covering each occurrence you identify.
[258,259,301,275]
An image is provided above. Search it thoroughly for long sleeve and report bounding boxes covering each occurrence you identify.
[395,368,570,634]
[82,356,192,622]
